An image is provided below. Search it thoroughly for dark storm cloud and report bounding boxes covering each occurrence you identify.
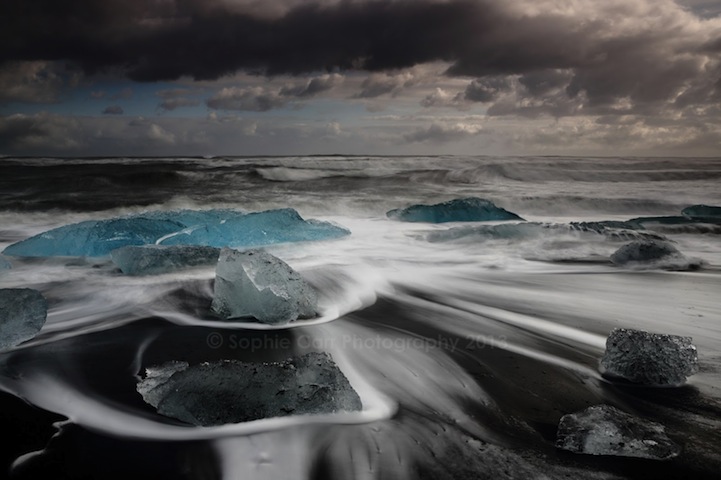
[2,0,720,121]
[0,0,606,81]
[0,0,493,80]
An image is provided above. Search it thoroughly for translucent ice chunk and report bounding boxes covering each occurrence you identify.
[3,217,184,257]
[137,352,362,426]
[600,328,698,386]
[0,288,48,349]
[211,248,318,324]
[136,360,190,407]
[110,245,220,276]
[3,208,349,258]
[556,405,680,460]
[158,208,349,248]
[386,197,524,223]
[682,204,721,223]
[0,255,11,271]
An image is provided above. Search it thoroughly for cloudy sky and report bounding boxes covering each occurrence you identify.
[1,0,720,157]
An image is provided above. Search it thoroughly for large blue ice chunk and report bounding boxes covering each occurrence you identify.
[137,352,362,426]
[0,288,48,349]
[110,245,220,276]
[386,197,524,223]
[3,208,350,258]
[159,208,349,248]
[600,328,698,386]
[682,204,721,223]
[211,248,317,324]
[556,405,680,459]
[3,217,184,258]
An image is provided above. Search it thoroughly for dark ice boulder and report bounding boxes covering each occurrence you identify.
[610,240,686,266]
[426,223,547,243]
[3,217,184,258]
[570,220,644,232]
[136,352,362,426]
[600,328,698,386]
[556,405,680,460]
[159,208,349,248]
[110,245,220,276]
[211,248,318,324]
[682,204,721,223]
[386,197,524,223]
[628,216,697,227]
[0,288,48,349]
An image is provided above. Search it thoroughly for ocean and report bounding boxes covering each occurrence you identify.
[1,155,720,479]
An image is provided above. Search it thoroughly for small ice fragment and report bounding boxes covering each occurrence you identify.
[136,352,362,426]
[386,197,524,223]
[110,245,220,276]
[0,255,11,271]
[0,288,48,349]
[556,405,680,459]
[600,328,698,386]
[210,248,318,324]
[136,361,190,408]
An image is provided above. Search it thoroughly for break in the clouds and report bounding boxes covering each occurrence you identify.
[1,0,720,155]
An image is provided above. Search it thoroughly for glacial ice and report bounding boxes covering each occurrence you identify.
[210,248,318,324]
[682,204,721,223]
[386,197,524,223]
[600,328,698,386]
[556,405,680,460]
[136,352,362,426]
[0,288,48,349]
[110,245,220,276]
[3,217,185,257]
[610,240,683,266]
[3,208,349,258]
[158,208,350,247]
[0,256,11,271]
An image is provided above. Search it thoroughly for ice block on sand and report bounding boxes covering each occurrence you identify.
[0,288,48,349]
[556,404,680,460]
[211,248,318,324]
[137,352,362,426]
[600,328,698,386]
